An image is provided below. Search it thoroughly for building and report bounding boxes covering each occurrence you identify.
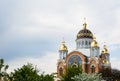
[57,20,111,77]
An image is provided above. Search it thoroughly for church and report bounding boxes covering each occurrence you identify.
[57,20,111,77]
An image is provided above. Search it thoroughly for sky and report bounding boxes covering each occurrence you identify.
[0,0,120,74]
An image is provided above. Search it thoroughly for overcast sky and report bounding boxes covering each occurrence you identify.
[0,0,120,74]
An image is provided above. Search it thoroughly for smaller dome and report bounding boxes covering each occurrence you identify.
[102,45,109,54]
[91,37,99,47]
[103,59,108,64]
[101,50,104,54]
[59,40,68,51]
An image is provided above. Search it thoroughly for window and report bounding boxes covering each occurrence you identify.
[82,41,84,45]
[89,41,91,45]
[85,41,87,45]
[59,67,63,76]
[67,55,82,66]
[91,66,95,73]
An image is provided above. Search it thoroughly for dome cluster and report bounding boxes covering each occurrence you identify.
[59,19,109,54]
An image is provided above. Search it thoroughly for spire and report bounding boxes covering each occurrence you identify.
[59,38,68,51]
[83,18,87,29]
[62,37,65,44]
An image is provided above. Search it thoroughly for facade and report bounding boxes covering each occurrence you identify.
[57,21,111,77]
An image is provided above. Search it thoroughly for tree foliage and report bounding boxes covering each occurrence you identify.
[11,63,39,81]
[100,68,120,81]
[110,69,120,81]
[61,65,82,81]
[39,73,54,81]
[0,59,9,81]
[100,68,111,78]
[10,63,54,81]
[72,73,105,81]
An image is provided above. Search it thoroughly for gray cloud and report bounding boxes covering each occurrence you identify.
[0,0,120,72]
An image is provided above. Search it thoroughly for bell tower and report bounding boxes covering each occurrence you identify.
[57,39,68,77]
[76,19,93,56]
[101,45,110,63]
[90,36,100,57]
[59,39,68,60]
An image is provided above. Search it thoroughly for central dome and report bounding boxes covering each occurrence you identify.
[77,22,93,39]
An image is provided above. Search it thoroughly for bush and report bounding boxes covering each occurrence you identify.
[72,73,105,81]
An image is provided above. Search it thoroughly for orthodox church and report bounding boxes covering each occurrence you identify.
[57,20,111,77]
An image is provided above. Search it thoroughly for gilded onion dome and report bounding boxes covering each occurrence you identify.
[91,37,99,47]
[102,45,109,54]
[59,40,68,51]
[77,21,93,39]
[103,59,108,64]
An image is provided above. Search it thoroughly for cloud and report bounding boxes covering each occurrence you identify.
[7,52,58,74]
[111,57,120,70]
[0,0,120,73]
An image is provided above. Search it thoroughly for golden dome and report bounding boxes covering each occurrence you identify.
[103,59,108,64]
[59,40,68,51]
[91,37,99,47]
[102,45,109,54]
[77,18,93,39]
[101,50,104,54]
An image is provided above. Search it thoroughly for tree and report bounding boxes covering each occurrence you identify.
[11,63,40,81]
[0,59,9,81]
[39,73,54,81]
[100,68,111,78]
[10,63,54,81]
[110,69,120,81]
[100,68,120,81]
[61,65,82,81]
[72,73,105,81]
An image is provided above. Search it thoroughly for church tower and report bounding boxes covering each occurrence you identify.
[76,20,93,56]
[90,37,100,58]
[59,39,68,60]
[101,45,110,65]
[101,45,111,74]
[57,39,68,77]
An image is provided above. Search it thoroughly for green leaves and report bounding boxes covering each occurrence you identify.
[0,59,9,81]
[39,74,54,81]
[61,65,82,81]
[11,63,54,81]
[11,63,40,81]
[72,73,104,81]
[0,59,4,72]
[61,65,105,81]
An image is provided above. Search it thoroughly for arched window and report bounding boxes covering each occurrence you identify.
[82,41,84,45]
[67,55,82,66]
[59,67,63,76]
[85,41,87,45]
[89,41,91,45]
[78,42,80,48]
[91,66,95,73]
